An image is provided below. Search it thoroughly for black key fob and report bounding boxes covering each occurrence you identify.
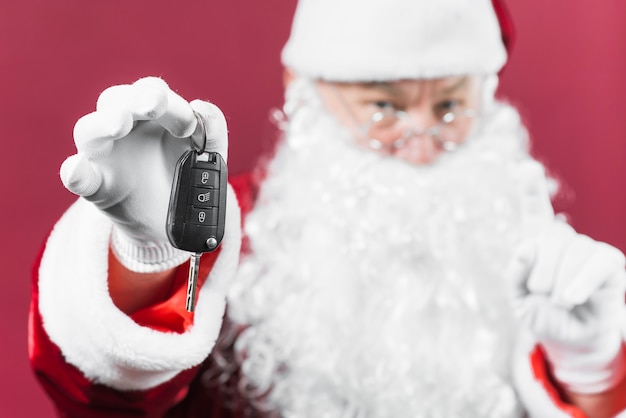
[166,150,228,253]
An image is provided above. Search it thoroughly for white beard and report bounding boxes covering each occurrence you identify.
[224,78,540,417]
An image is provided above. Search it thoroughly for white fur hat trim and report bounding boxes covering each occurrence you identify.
[281,0,507,81]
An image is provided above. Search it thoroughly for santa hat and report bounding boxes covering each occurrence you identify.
[281,0,514,82]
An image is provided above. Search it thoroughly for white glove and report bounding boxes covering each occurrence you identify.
[507,161,626,394]
[60,77,228,272]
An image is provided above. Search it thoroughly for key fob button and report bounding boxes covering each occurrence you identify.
[188,207,218,226]
[192,168,219,188]
[189,187,219,207]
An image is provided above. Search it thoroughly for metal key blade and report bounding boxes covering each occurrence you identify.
[186,253,202,312]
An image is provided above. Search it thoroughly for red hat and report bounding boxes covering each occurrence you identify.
[282,0,515,81]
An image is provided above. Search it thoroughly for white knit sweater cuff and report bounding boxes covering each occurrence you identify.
[111,227,190,273]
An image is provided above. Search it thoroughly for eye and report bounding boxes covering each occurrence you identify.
[373,100,396,110]
[434,99,464,118]
[436,99,459,111]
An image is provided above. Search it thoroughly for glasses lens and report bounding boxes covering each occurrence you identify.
[367,112,407,147]
[436,111,475,149]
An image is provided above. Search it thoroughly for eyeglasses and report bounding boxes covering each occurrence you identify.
[330,85,479,154]
[363,107,478,152]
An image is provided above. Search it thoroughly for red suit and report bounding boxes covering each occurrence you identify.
[29,173,599,417]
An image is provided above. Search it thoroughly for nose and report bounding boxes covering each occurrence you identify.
[405,106,440,131]
[391,110,443,165]
[392,132,442,164]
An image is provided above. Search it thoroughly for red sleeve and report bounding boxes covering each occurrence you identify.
[529,345,587,418]
[129,251,219,334]
[29,244,203,417]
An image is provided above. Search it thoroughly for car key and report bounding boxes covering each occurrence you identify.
[166,116,228,312]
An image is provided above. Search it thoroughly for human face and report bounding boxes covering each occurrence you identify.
[316,76,483,165]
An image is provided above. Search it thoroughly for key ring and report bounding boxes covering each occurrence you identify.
[190,111,207,154]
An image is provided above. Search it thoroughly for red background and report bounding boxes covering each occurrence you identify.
[1,1,624,416]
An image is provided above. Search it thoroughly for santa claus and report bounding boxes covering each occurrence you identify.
[30,0,626,417]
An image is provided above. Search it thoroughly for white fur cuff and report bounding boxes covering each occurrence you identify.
[38,188,241,391]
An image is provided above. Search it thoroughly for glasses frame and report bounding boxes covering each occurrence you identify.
[365,107,479,152]
[329,84,481,154]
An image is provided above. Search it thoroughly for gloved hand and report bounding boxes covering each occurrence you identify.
[507,160,626,394]
[60,77,228,272]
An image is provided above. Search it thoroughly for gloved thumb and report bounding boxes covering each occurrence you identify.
[190,99,228,161]
[60,154,102,197]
